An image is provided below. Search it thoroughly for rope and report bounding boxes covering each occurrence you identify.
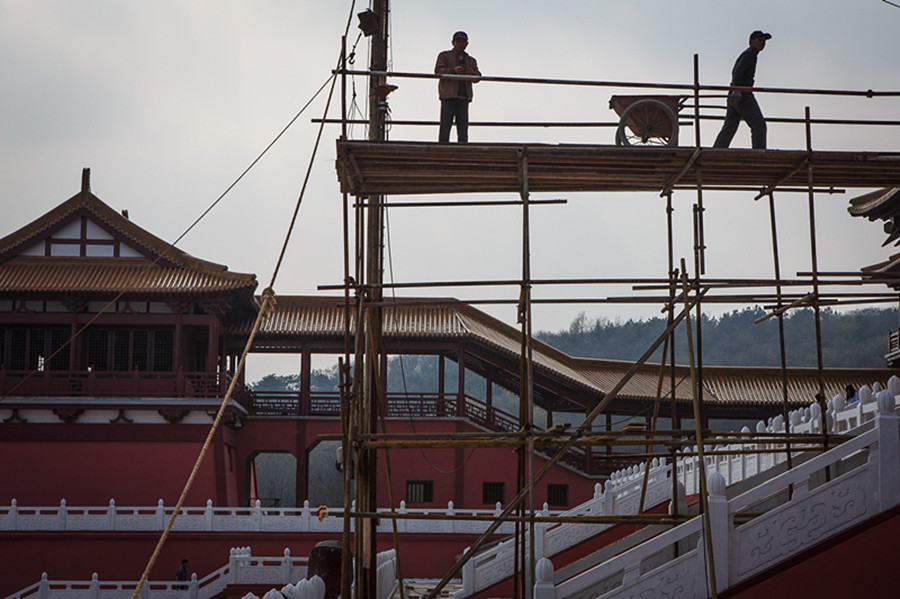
[128,42,343,599]
[384,207,477,475]
[127,287,276,599]
[0,71,335,404]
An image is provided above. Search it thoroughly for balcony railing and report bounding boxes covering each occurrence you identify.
[0,369,250,404]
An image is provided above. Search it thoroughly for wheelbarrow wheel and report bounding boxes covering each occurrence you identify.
[615,99,679,147]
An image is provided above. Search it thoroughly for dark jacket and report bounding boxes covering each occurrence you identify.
[730,47,760,88]
[434,49,481,100]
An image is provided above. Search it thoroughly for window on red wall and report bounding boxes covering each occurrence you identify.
[547,483,569,507]
[406,480,433,504]
[483,482,504,505]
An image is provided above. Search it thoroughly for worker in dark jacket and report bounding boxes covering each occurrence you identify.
[713,30,772,149]
[435,31,481,142]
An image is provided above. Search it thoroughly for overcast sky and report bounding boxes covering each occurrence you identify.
[2,1,899,380]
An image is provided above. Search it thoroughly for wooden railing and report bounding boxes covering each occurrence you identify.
[0,369,236,400]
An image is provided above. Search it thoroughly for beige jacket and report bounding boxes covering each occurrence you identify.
[434,49,480,100]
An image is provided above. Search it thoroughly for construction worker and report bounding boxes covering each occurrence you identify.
[435,31,481,142]
[713,30,772,149]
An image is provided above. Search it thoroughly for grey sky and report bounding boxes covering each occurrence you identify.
[2,1,899,380]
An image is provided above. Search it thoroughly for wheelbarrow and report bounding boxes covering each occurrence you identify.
[609,95,686,147]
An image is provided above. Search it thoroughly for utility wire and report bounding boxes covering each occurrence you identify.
[385,207,478,475]
[0,72,335,404]
[128,24,348,599]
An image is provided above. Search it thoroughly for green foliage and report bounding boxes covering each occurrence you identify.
[250,373,301,391]
[537,307,899,368]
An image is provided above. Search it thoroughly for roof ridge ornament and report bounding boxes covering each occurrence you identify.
[81,167,91,193]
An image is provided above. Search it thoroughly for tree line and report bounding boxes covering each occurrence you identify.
[536,306,898,368]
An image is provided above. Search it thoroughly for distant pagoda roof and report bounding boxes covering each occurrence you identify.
[0,169,258,299]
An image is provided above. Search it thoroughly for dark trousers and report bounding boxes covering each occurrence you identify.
[713,93,767,149]
[439,98,470,143]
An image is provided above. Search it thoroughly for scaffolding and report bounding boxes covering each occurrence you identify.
[334,9,900,598]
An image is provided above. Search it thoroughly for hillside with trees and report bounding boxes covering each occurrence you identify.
[536,307,898,368]
[250,307,899,392]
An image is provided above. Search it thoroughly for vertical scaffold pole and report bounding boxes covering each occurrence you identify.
[515,147,536,599]
[691,55,707,435]
[358,3,389,598]
[766,192,793,472]
[339,33,356,599]
[805,106,828,448]
[680,260,717,599]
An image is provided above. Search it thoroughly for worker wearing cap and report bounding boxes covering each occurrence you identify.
[435,31,481,142]
[713,30,772,149]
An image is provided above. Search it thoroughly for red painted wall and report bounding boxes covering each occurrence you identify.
[1,417,600,512]
[0,436,219,506]
[236,417,601,511]
[0,530,499,598]
[721,504,900,598]
[373,420,599,510]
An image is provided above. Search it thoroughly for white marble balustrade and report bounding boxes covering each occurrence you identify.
[6,547,309,599]
[456,457,674,598]
[538,390,900,599]
[0,498,521,536]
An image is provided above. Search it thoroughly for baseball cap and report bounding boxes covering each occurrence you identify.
[453,31,468,41]
[750,30,772,41]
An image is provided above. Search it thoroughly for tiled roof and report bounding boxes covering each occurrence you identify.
[848,187,900,220]
[240,295,897,410]
[256,296,467,337]
[0,176,257,296]
[1,181,231,272]
[848,188,900,288]
[0,257,256,295]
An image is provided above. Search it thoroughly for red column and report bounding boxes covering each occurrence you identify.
[300,345,311,416]
[456,344,466,417]
[207,316,219,374]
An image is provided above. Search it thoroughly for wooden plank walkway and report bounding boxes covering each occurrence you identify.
[335,140,900,196]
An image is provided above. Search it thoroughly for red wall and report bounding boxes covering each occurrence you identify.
[236,417,600,511]
[722,503,900,598]
[372,420,599,510]
[0,433,221,506]
[1,417,600,510]
[0,530,498,598]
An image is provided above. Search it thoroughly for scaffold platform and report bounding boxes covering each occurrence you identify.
[335,140,900,196]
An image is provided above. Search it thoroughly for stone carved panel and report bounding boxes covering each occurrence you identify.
[473,552,515,590]
[171,516,204,531]
[735,469,869,581]
[235,565,282,584]
[214,516,255,531]
[561,570,625,599]
[546,523,607,556]
[66,515,107,530]
[454,519,488,534]
[260,516,301,532]
[15,515,49,531]
[405,517,437,533]
[51,590,91,599]
[116,515,157,530]
[592,554,698,599]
